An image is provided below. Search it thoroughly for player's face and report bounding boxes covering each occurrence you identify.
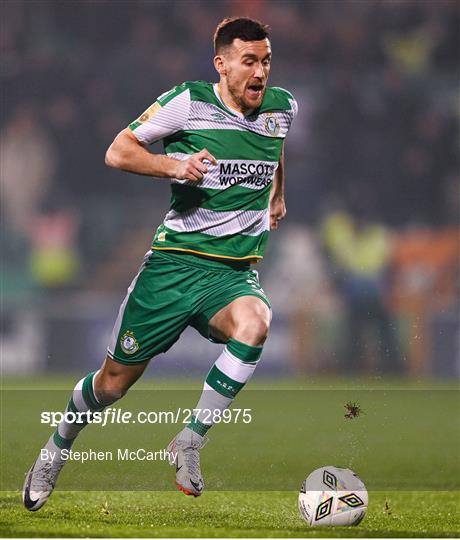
[218,38,272,113]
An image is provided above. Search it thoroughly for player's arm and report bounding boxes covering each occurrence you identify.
[270,144,286,230]
[106,86,216,181]
[105,128,216,181]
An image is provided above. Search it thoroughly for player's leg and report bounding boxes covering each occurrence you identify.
[169,295,270,496]
[95,356,149,403]
[23,251,153,512]
[189,295,270,430]
[23,358,148,511]
[24,250,195,510]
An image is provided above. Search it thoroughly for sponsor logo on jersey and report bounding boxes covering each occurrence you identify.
[264,113,280,136]
[219,162,275,188]
[120,330,139,355]
[137,102,162,123]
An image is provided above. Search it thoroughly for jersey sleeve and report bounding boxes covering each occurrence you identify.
[289,96,298,119]
[268,87,298,135]
[285,92,298,132]
[128,84,191,145]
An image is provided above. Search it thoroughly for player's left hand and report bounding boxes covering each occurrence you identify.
[270,197,286,229]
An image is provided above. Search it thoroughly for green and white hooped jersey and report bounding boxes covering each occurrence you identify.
[129,81,297,262]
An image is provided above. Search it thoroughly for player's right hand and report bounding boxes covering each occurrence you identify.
[174,148,217,181]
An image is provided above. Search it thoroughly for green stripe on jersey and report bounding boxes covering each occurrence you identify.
[170,183,272,213]
[164,130,283,161]
[157,82,190,106]
[153,225,269,261]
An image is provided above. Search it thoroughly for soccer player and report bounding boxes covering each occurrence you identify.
[23,17,297,510]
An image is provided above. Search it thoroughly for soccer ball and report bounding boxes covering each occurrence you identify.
[298,466,368,527]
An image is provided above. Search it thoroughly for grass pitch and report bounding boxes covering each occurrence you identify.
[1,377,459,537]
[1,490,459,537]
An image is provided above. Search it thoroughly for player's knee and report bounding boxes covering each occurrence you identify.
[94,357,147,405]
[252,318,270,344]
[234,317,270,346]
[95,377,129,405]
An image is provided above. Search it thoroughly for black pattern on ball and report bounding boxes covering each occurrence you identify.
[323,470,337,490]
[339,493,364,507]
[315,497,333,521]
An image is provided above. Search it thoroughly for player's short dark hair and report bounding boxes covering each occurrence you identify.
[214,17,270,54]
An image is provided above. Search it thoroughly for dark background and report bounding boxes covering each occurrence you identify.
[1,0,459,378]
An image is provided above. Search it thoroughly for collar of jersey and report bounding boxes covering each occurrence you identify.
[213,84,247,119]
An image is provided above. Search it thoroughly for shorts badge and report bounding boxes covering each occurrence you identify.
[120,330,139,355]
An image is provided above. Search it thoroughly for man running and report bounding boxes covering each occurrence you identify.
[23,16,297,510]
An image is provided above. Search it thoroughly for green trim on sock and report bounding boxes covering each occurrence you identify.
[66,397,78,414]
[66,397,89,426]
[82,372,104,411]
[187,415,211,437]
[206,365,244,398]
[53,430,75,450]
[227,338,263,364]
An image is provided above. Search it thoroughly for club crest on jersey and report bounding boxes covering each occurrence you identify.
[120,330,139,355]
[264,114,280,136]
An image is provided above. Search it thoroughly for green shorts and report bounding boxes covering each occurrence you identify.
[107,250,271,364]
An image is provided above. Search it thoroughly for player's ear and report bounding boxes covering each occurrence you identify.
[214,55,227,77]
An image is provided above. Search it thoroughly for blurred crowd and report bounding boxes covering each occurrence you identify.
[1,0,459,376]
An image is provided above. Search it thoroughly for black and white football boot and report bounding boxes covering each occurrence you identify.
[23,439,66,511]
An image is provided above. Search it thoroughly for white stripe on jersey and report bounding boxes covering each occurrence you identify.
[185,100,292,139]
[164,207,269,237]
